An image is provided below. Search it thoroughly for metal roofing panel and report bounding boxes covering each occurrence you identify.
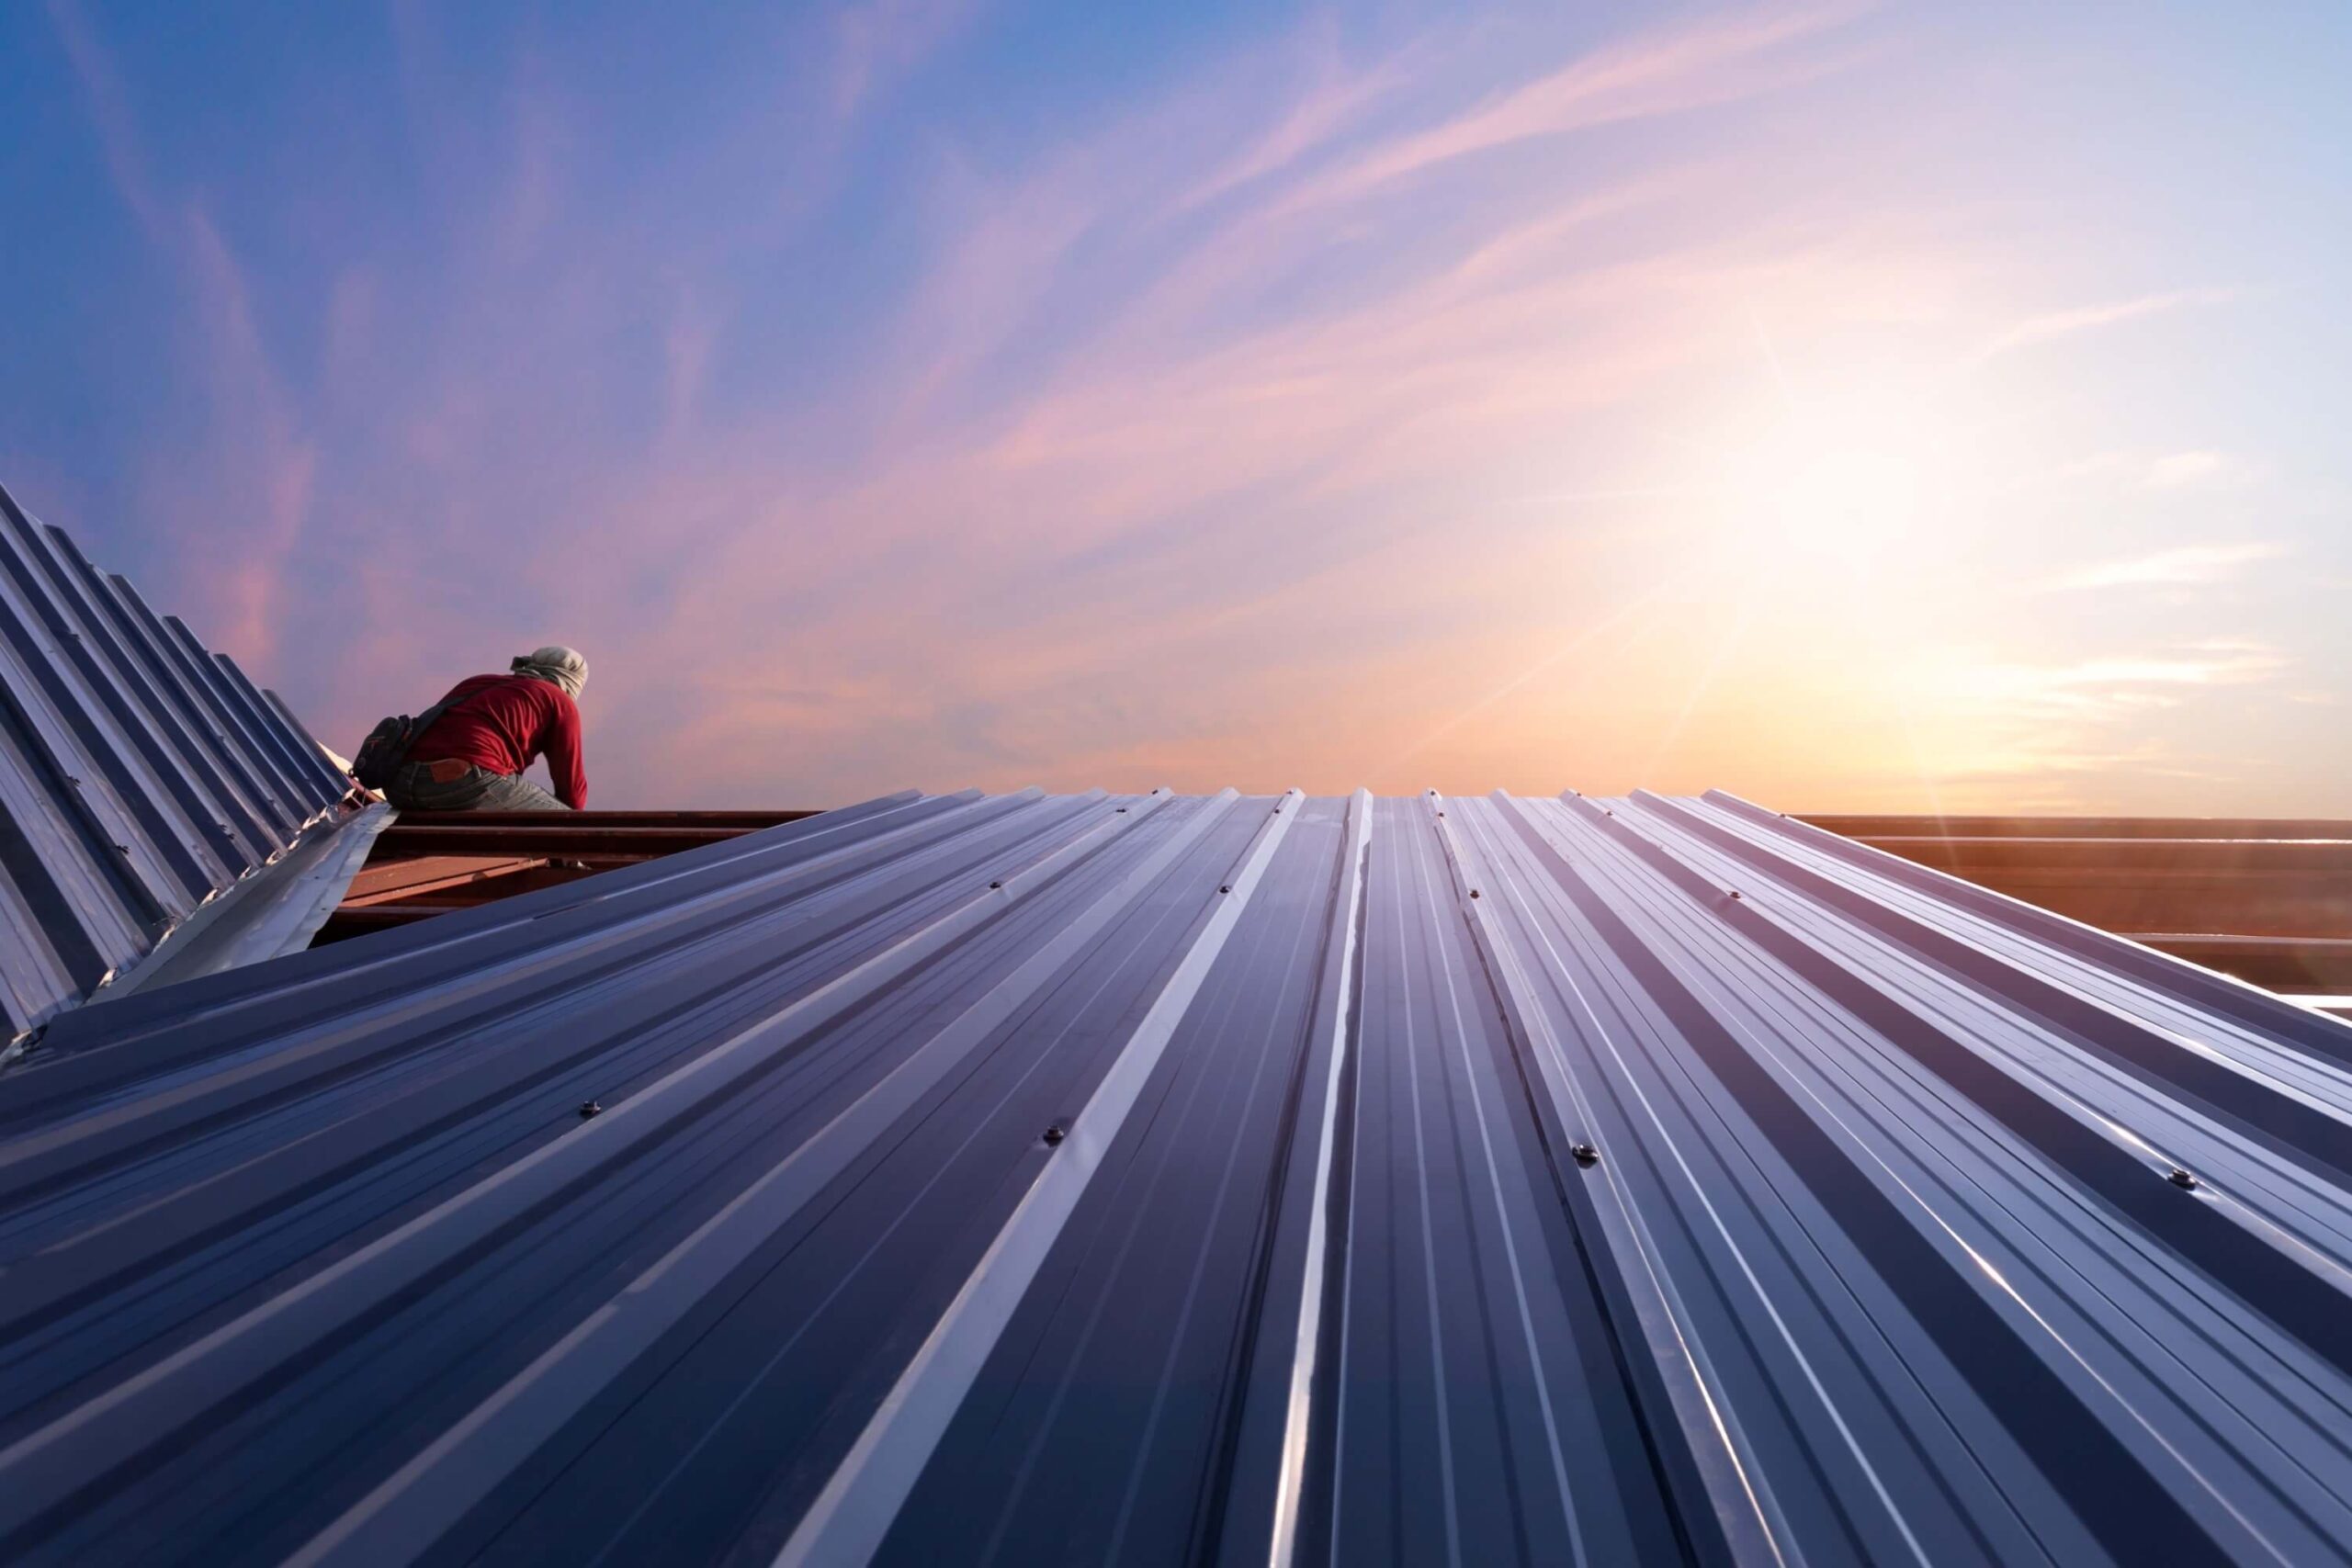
[3,788,2351,1566]
[0,485,352,1043]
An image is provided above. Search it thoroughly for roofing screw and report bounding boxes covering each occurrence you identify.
[1043,1125,1066,1146]
[1219,885,1232,894]
[113,842,131,853]
[1470,889,1482,899]
[1728,890,1743,901]
[989,880,1002,889]
[578,1100,602,1120]
[1115,807,1127,813]
[1572,1143,1600,1167]
[2168,1167,2199,1190]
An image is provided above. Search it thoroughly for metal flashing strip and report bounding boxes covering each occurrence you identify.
[3,791,2352,1566]
[104,805,394,996]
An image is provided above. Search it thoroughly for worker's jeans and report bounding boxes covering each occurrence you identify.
[386,761,570,813]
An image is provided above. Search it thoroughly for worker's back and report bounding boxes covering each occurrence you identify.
[411,676,578,785]
[383,646,591,813]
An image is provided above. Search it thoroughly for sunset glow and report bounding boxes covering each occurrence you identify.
[4,4,2345,811]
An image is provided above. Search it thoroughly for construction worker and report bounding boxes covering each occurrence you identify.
[384,646,590,812]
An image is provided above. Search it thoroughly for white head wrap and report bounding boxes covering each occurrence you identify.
[512,644,588,699]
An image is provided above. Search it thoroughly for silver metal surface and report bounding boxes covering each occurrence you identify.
[0,484,354,1042]
[3,787,2350,1567]
[107,804,394,996]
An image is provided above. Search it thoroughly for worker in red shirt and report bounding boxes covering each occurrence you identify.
[385,646,590,812]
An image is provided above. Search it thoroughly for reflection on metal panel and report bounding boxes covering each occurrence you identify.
[107,804,394,995]
[0,484,352,1042]
[4,788,2351,1567]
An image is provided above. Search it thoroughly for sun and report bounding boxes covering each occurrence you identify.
[1719,402,1934,565]
[1712,388,1947,576]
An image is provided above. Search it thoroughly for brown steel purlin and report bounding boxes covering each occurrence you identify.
[340,854,553,907]
[324,807,2351,1008]
[321,808,826,942]
[1798,813,2352,1005]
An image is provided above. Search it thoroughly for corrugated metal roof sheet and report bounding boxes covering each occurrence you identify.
[4,786,2351,1566]
[0,484,353,1043]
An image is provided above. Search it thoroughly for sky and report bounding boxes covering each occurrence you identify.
[4,2,2349,811]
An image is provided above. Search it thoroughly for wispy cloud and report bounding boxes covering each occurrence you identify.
[831,0,978,121]
[1973,286,2235,360]
[2035,447,2255,493]
[1916,638,2293,806]
[48,1,317,663]
[1176,22,1419,210]
[2143,450,2217,488]
[2038,541,2285,592]
[281,7,2298,803]
[1959,639,2288,718]
[18,0,2338,812]
[1287,3,1871,211]
[43,0,169,243]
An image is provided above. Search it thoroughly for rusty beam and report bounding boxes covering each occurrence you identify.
[1803,813,2352,841]
[314,903,457,941]
[413,809,820,829]
[1850,836,2352,874]
[373,824,758,857]
[1876,876,2351,941]
[341,854,550,907]
[1823,828,2352,940]
[2133,934,2352,993]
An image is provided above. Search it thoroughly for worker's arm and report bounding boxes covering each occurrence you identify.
[546,695,589,808]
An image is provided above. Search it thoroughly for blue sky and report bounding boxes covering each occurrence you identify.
[6,1,2349,809]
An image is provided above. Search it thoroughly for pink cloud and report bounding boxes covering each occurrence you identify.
[310,5,1907,805]
[831,0,978,121]
[44,0,171,243]
[170,210,320,666]
[47,4,322,666]
[1282,2,1873,211]
[51,0,2319,817]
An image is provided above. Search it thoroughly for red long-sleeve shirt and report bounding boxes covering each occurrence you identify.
[408,673,589,807]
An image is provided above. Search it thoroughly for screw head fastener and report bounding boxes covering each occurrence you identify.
[579,1100,603,1120]
[1571,1143,1600,1167]
[2168,1167,2199,1190]
[1043,1125,1066,1146]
